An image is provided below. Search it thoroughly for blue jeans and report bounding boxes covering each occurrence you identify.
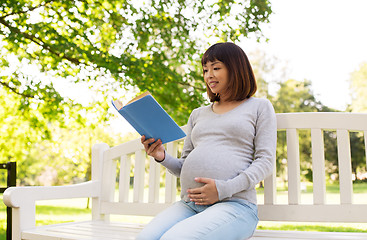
[136,199,258,240]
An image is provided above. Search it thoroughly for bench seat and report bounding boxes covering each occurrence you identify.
[21,221,367,240]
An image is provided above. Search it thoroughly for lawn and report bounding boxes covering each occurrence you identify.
[1,183,367,239]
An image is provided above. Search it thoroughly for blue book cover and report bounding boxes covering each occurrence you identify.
[112,92,186,144]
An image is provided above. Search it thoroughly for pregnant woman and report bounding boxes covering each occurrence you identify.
[137,42,277,240]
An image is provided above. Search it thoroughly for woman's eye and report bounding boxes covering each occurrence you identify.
[203,69,208,73]
[214,67,220,70]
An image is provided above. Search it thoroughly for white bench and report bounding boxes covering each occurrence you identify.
[4,112,367,240]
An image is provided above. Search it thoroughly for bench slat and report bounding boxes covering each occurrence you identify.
[165,142,178,203]
[22,221,144,240]
[264,168,276,205]
[104,139,142,161]
[258,204,367,222]
[277,112,367,130]
[133,150,145,203]
[101,157,116,204]
[311,128,326,205]
[336,129,353,204]
[21,221,367,240]
[286,129,300,205]
[119,154,131,203]
[252,229,367,239]
[148,157,160,203]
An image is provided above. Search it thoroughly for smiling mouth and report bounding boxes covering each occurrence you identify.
[208,81,219,88]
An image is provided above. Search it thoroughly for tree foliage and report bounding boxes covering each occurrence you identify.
[346,62,367,180]
[0,0,272,125]
[21,124,127,186]
[270,79,337,182]
[0,0,272,185]
[349,62,367,113]
[271,79,366,183]
[0,85,113,185]
[272,79,332,113]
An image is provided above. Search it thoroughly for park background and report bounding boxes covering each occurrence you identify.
[1,0,367,237]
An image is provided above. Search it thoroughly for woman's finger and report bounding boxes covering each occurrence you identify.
[142,138,155,151]
[194,198,207,205]
[190,195,207,205]
[143,138,156,146]
[147,139,162,155]
[187,186,203,194]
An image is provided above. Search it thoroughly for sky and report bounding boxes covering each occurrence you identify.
[240,0,367,111]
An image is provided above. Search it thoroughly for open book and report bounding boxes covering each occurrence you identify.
[112,91,186,144]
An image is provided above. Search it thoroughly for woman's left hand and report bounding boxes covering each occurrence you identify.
[187,177,219,205]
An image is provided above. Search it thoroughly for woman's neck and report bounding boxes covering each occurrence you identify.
[212,98,247,114]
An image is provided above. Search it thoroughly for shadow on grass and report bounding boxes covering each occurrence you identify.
[257,224,367,233]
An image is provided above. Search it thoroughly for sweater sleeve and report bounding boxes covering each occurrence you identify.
[158,109,197,177]
[215,99,277,201]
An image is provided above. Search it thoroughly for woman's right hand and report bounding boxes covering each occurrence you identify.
[141,135,165,161]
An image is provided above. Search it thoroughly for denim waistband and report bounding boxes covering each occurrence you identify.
[181,198,258,215]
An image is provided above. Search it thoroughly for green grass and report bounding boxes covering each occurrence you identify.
[255,182,367,232]
[0,221,5,240]
[0,197,7,240]
[1,182,367,238]
[257,222,367,233]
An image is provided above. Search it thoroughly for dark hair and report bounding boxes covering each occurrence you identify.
[201,42,257,102]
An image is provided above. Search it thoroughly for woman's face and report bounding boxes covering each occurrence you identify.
[203,60,229,98]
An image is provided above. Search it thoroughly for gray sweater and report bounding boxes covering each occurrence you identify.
[160,97,277,204]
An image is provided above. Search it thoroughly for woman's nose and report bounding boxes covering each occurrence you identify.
[207,69,214,78]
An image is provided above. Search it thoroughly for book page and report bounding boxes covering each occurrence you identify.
[113,99,124,110]
[126,91,151,105]
[113,91,151,110]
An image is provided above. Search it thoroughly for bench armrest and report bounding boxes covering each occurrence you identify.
[3,180,100,208]
[3,180,101,238]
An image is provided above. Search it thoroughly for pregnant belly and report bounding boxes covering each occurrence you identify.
[180,145,245,197]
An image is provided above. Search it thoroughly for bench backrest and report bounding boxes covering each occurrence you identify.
[92,112,367,223]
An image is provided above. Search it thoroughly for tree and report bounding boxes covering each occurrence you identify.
[348,62,367,179]
[1,0,273,185]
[249,50,272,98]
[272,79,332,113]
[0,85,112,185]
[349,62,367,113]
[271,79,366,184]
[0,0,272,125]
[248,49,289,99]
[22,124,128,186]
[271,79,334,183]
